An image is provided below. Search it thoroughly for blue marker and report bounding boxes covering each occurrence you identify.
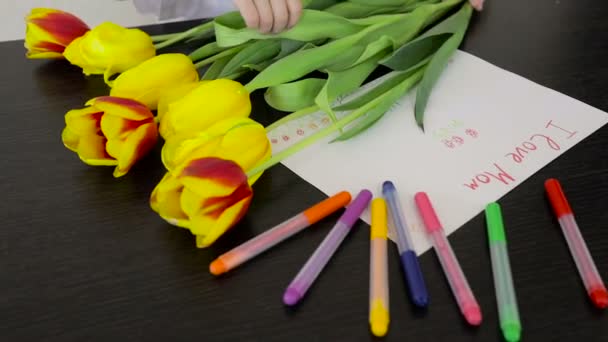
[382,181,429,307]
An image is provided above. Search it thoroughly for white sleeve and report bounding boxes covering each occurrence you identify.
[132,0,237,20]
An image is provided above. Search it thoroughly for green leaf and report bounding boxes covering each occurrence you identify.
[321,44,366,71]
[349,0,418,5]
[214,10,366,47]
[189,42,227,61]
[415,3,473,129]
[193,44,246,69]
[333,69,415,111]
[244,0,462,91]
[349,36,394,69]
[325,0,442,18]
[315,50,387,123]
[276,40,307,59]
[333,67,425,141]
[381,0,473,71]
[325,2,403,18]
[264,78,326,112]
[202,55,232,80]
[303,0,342,10]
[245,35,358,92]
[219,40,281,78]
[242,61,271,72]
[324,0,464,71]
[381,34,449,71]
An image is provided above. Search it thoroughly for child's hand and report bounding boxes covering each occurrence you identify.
[469,0,485,11]
[234,0,302,34]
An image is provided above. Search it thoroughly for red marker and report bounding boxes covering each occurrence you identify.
[545,179,608,309]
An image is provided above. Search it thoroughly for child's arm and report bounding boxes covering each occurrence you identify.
[132,0,236,20]
[234,0,302,34]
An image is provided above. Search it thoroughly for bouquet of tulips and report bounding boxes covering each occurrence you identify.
[25,0,481,248]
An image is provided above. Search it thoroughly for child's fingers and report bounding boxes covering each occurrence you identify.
[233,0,305,33]
[270,0,289,33]
[286,0,302,28]
[234,0,260,29]
[254,0,274,33]
[469,0,484,11]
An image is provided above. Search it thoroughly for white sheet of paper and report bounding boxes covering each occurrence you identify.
[267,50,608,254]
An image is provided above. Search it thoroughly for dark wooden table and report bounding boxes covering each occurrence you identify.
[2,0,607,341]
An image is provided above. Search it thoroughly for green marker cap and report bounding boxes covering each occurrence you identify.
[502,321,522,342]
[485,202,507,243]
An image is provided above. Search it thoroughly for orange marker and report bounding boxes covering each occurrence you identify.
[210,191,352,275]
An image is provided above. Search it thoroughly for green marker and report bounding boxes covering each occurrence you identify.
[485,203,521,342]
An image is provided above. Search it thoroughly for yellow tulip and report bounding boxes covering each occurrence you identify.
[157,82,201,121]
[150,157,253,248]
[24,8,90,59]
[159,79,251,140]
[61,96,158,177]
[162,117,271,183]
[109,54,200,110]
[63,22,155,78]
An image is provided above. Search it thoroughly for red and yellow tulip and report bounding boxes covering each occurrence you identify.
[61,96,158,177]
[159,79,252,140]
[153,117,271,247]
[162,117,272,183]
[24,8,90,59]
[109,54,199,110]
[151,157,253,248]
[63,22,156,78]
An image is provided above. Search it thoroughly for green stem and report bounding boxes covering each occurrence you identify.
[223,70,247,80]
[154,21,214,50]
[265,105,319,133]
[151,33,179,42]
[194,45,244,69]
[247,66,427,179]
[247,97,381,179]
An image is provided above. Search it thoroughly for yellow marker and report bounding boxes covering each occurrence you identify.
[370,198,390,337]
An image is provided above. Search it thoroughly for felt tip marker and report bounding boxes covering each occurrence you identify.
[369,198,390,337]
[486,203,521,342]
[382,181,429,307]
[415,192,482,326]
[545,179,608,309]
[283,190,372,306]
[210,191,352,276]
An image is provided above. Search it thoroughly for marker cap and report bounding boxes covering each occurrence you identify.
[485,202,507,243]
[545,178,573,217]
[340,190,372,227]
[371,198,388,239]
[414,192,443,233]
[303,191,352,224]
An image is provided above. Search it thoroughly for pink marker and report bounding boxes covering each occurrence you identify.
[415,192,482,326]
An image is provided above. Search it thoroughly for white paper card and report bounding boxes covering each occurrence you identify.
[267,51,608,254]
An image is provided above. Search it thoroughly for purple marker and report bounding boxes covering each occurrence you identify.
[283,190,372,306]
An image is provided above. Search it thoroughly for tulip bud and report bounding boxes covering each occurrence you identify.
[162,117,271,184]
[110,54,200,110]
[150,157,253,247]
[157,82,203,121]
[159,79,251,140]
[24,8,90,59]
[64,22,156,77]
[61,96,158,177]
